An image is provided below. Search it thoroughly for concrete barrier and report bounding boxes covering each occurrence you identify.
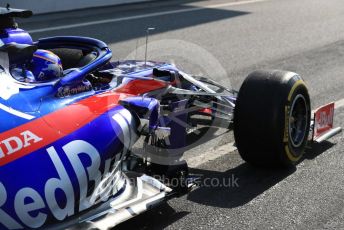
[0,0,151,14]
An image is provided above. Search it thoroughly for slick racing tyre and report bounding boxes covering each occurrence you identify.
[233,70,311,167]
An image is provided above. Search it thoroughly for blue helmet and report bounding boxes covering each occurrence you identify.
[31,49,63,81]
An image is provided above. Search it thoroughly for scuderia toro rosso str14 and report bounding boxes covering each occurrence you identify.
[0,7,341,230]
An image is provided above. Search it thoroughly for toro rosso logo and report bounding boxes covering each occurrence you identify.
[0,131,42,158]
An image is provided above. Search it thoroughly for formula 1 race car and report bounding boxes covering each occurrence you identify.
[0,7,341,230]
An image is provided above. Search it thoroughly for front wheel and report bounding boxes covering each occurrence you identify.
[233,70,311,167]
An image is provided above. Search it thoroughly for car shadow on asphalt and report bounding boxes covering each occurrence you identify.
[304,141,336,160]
[115,141,335,229]
[186,140,336,208]
[115,202,190,230]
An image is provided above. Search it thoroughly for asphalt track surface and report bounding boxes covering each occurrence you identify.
[21,0,344,229]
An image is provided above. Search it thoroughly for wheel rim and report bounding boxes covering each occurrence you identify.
[289,94,308,148]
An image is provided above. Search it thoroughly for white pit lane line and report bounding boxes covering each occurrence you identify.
[28,0,268,34]
[185,98,344,168]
